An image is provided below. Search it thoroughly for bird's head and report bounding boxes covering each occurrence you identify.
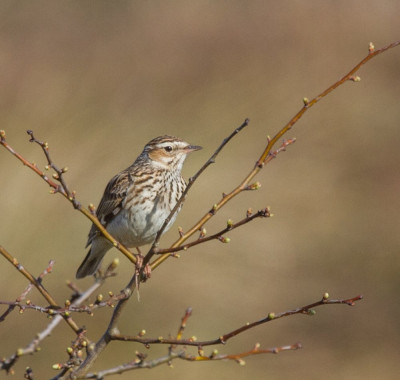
[144,135,202,172]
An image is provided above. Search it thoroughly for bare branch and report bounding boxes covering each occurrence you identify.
[1,40,398,378]
[0,246,82,336]
[142,119,249,268]
[0,260,54,322]
[149,40,400,272]
[0,131,137,265]
[69,272,139,378]
[0,272,104,373]
[110,293,363,347]
[153,208,271,256]
[83,343,301,378]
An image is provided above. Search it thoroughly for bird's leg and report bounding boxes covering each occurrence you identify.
[134,248,152,285]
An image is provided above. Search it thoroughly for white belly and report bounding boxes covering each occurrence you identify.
[106,192,179,248]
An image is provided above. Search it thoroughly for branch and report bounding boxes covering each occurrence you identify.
[1,40,397,377]
[82,292,360,378]
[68,272,139,378]
[0,131,137,265]
[256,41,400,166]
[153,208,271,256]
[0,264,106,374]
[149,40,400,272]
[0,260,54,322]
[110,293,363,347]
[0,290,128,316]
[83,343,301,378]
[0,246,81,334]
[142,119,249,268]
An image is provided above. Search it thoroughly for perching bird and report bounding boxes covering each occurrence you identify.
[76,135,201,278]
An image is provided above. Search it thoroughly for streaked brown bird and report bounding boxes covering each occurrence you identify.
[76,135,202,279]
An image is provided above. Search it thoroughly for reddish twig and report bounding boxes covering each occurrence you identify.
[110,293,362,347]
[0,275,105,374]
[83,343,301,378]
[142,119,249,268]
[149,40,400,272]
[0,130,137,265]
[0,260,54,322]
[0,289,129,316]
[2,40,397,378]
[153,208,271,256]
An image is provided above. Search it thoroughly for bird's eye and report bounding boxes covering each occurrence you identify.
[164,146,173,152]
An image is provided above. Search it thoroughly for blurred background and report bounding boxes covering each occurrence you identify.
[0,1,399,379]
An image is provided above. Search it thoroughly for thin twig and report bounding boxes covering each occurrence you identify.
[1,40,398,378]
[69,272,138,378]
[142,119,249,268]
[0,260,54,322]
[0,275,104,373]
[83,343,301,379]
[149,40,400,272]
[176,307,192,341]
[153,208,270,255]
[110,293,363,347]
[0,131,137,265]
[0,245,82,336]
[0,290,128,316]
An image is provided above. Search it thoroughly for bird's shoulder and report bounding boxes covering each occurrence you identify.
[86,164,148,246]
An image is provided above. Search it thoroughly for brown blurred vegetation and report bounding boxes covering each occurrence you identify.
[0,1,399,379]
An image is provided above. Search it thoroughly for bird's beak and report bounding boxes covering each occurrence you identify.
[185,144,202,152]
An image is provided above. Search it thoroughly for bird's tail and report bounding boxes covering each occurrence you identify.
[76,242,109,279]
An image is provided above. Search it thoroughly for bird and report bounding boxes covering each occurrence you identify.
[76,135,202,279]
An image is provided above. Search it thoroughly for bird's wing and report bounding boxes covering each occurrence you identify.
[86,168,133,247]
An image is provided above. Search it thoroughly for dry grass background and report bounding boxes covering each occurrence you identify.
[0,1,400,379]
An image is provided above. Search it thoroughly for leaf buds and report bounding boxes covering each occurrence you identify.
[246,181,261,190]
[199,227,207,238]
[210,349,218,358]
[307,309,316,316]
[110,257,119,270]
[0,130,5,139]
[88,203,96,213]
[303,97,310,106]
[349,75,361,82]
[368,41,375,53]
[226,219,234,229]
[218,236,230,243]
[210,203,218,214]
